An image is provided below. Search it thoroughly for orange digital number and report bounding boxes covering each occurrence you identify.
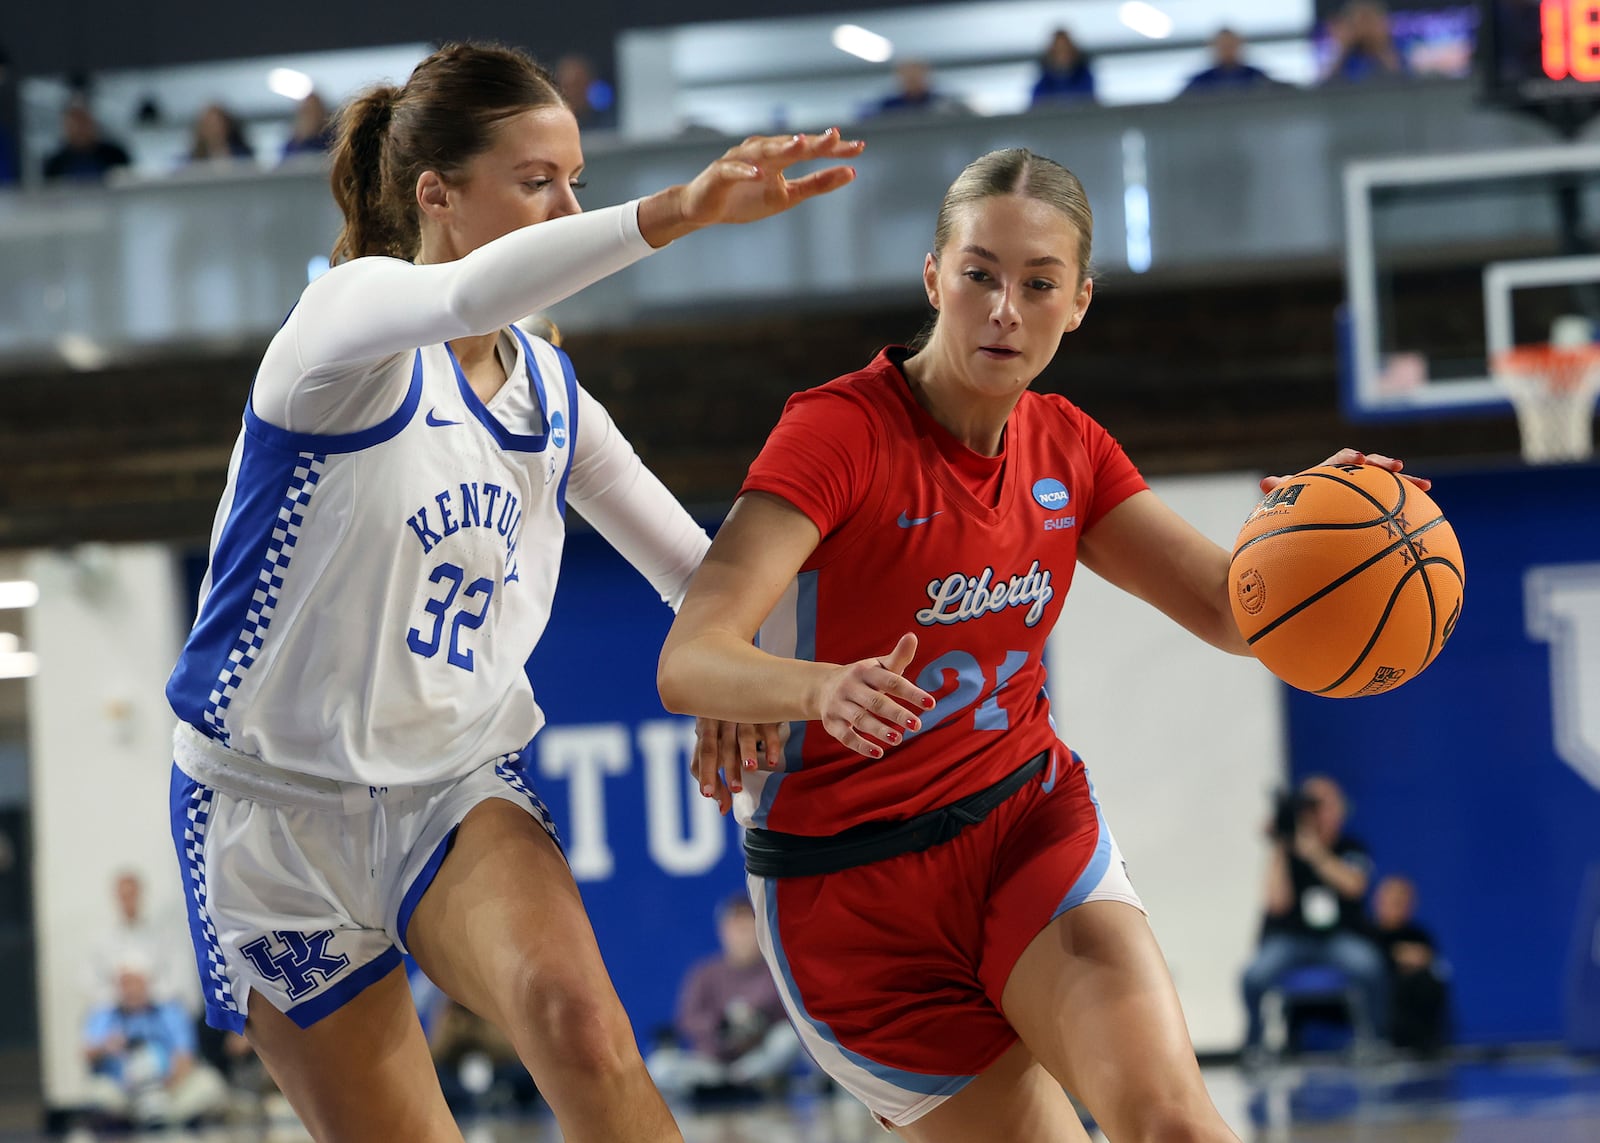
[1543,0,1600,82]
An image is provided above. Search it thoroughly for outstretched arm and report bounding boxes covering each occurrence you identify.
[1077,489,1249,655]
[255,129,865,429]
[657,492,932,749]
[1080,449,1429,655]
[566,387,709,611]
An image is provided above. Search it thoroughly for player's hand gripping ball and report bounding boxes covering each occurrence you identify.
[1229,463,1464,697]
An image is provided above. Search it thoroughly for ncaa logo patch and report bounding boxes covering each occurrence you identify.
[1032,478,1071,511]
[549,410,567,449]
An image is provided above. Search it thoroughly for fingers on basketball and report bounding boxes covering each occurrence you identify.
[1229,463,1465,699]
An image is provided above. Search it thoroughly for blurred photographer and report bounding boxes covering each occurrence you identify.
[81,956,227,1129]
[646,892,801,1100]
[1240,775,1389,1055]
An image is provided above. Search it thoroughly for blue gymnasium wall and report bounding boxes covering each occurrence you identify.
[1285,461,1600,1045]
[523,525,743,1045]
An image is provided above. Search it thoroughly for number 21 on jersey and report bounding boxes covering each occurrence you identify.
[909,648,1032,735]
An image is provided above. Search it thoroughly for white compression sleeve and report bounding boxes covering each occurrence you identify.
[252,202,654,433]
[567,386,710,611]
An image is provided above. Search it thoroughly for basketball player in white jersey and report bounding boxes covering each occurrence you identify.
[163,42,862,1142]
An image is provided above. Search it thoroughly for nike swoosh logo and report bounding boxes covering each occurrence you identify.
[896,511,941,528]
[425,409,461,427]
[1041,754,1060,794]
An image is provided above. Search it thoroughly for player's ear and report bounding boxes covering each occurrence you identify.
[416,170,449,222]
[1063,275,1093,334]
[922,252,940,311]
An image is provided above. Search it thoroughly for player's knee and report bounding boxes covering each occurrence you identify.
[516,970,634,1075]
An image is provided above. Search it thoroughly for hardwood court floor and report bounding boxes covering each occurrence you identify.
[10,1054,1599,1142]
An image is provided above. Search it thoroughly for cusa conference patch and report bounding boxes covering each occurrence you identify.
[1032,478,1071,511]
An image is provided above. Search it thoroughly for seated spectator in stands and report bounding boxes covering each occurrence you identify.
[84,869,194,1014]
[42,99,131,183]
[1370,874,1451,1054]
[556,54,617,130]
[281,91,334,161]
[1322,1,1405,83]
[868,59,968,117]
[427,996,541,1116]
[82,956,228,1129]
[1240,775,1390,1056]
[646,893,801,1099]
[1031,28,1096,106]
[188,102,253,164]
[1181,28,1276,95]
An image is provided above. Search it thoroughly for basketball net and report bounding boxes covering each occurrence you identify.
[1492,319,1600,465]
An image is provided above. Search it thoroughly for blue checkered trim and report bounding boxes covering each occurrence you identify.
[180,782,240,1024]
[202,452,325,745]
[494,752,560,845]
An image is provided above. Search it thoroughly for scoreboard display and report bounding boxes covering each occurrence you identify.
[1482,0,1600,103]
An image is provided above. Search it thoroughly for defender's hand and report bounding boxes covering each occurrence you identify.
[640,129,864,246]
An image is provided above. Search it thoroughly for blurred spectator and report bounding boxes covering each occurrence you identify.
[555,54,617,130]
[1369,875,1451,1054]
[428,998,541,1115]
[85,870,195,1013]
[1181,28,1277,96]
[0,44,18,186]
[82,956,228,1129]
[1031,28,1097,106]
[647,893,801,1099]
[1240,775,1389,1055]
[869,59,969,117]
[1322,1,1405,83]
[281,92,334,161]
[188,102,253,164]
[195,1020,275,1115]
[42,99,131,183]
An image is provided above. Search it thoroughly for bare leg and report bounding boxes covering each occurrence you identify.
[895,1041,1093,1143]
[244,964,463,1143]
[1002,900,1239,1143]
[406,798,682,1143]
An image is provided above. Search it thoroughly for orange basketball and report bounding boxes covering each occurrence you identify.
[1229,464,1465,698]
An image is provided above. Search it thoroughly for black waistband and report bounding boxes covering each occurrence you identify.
[743,750,1049,879]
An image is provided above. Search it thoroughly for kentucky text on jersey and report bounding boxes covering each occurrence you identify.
[406,482,523,568]
[916,560,1055,628]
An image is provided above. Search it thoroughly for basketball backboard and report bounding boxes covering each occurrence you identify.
[1342,141,1600,418]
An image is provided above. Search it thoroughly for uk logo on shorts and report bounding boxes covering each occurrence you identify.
[1032,478,1071,511]
[240,931,352,1001]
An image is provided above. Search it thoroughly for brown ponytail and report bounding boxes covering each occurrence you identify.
[327,43,564,265]
[330,85,402,263]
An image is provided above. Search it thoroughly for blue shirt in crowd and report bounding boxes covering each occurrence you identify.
[84,1001,194,1086]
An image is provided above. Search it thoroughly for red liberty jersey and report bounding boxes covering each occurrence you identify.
[736,347,1146,834]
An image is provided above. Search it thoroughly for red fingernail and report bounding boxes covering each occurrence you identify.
[905,718,919,730]
[886,731,901,745]
[870,747,883,758]
[701,785,713,797]
[922,697,935,709]
[744,758,756,770]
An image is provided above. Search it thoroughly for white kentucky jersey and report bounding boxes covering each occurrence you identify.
[168,325,578,786]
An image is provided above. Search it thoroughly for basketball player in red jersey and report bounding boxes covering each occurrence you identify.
[659,149,1426,1140]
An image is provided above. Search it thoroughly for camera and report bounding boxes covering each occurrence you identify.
[1271,788,1320,842]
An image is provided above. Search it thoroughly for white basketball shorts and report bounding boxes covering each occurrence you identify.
[168,722,559,1033]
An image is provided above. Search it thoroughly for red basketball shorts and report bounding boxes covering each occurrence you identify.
[746,747,1144,1126]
